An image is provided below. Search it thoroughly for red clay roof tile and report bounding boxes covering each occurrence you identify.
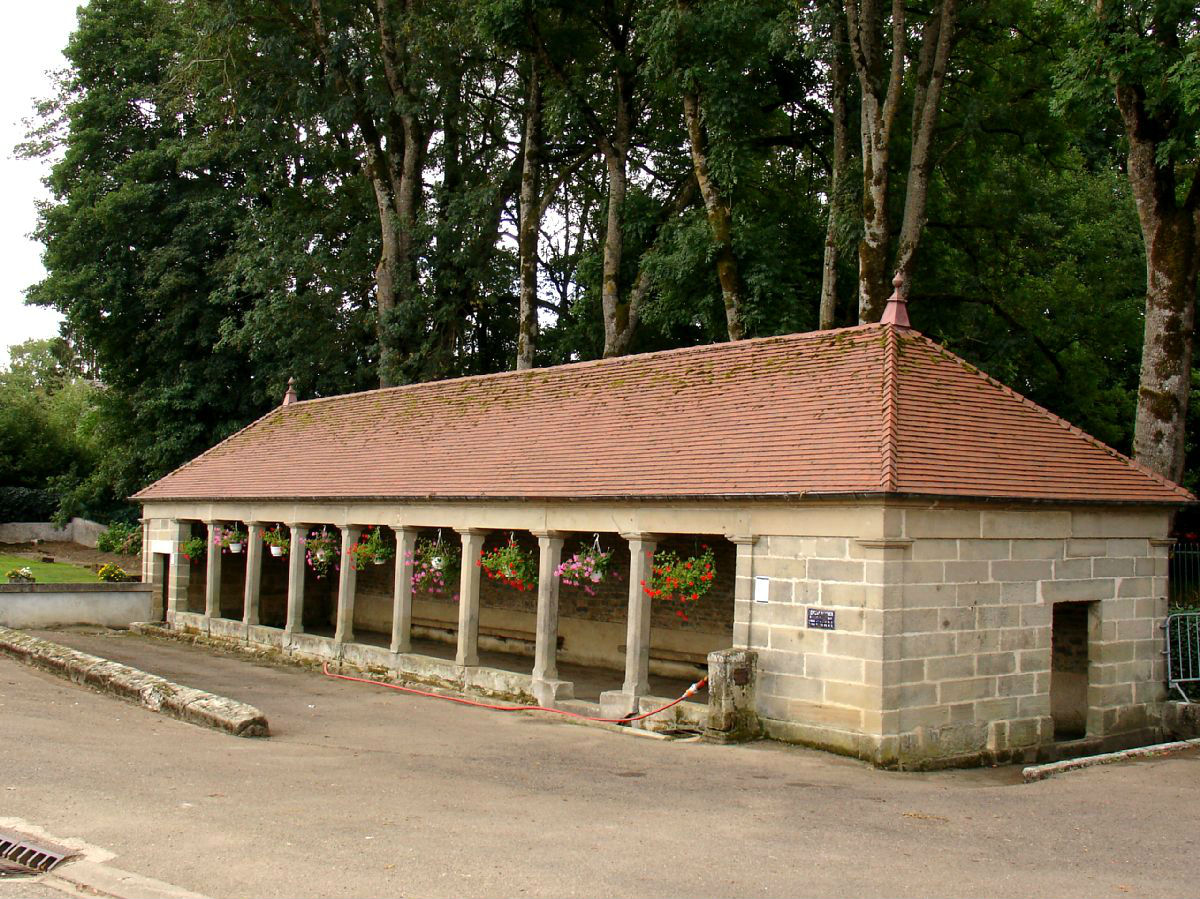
[133,324,1194,505]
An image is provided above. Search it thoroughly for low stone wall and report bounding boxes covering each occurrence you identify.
[0,583,153,629]
[0,518,106,548]
[0,625,267,736]
[1162,702,1200,739]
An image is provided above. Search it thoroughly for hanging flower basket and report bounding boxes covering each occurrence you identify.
[409,535,460,597]
[180,537,207,563]
[555,539,619,596]
[263,526,290,558]
[349,526,394,570]
[305,528,339,579]
[215,526,247,555]
[479,536,538,592]
[641,545,716,620]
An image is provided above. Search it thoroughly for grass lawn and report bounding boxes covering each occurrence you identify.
[1,553,103,585]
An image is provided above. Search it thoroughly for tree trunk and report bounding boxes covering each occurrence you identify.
[601,71,634,358]
[1119,85,1200,483]
[683,87,743,341]
[1132,208,1197,483]
[820,12,851,330]
[367,150,402,387]
[516,64,542,370]
[892,0,957,300]
[845,0,906,323]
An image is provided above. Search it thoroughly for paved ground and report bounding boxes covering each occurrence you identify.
[2,628,1198,899]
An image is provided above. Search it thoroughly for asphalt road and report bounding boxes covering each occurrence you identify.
[1,628,1197,898]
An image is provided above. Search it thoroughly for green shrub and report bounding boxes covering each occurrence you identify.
[0,486,58,523]
[97,522,142,555]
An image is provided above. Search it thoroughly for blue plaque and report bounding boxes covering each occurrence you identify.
[807,608,836,630]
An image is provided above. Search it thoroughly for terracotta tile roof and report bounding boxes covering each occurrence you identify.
[134,324,1194,505]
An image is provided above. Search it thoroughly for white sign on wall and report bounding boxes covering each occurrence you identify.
[753,576,770,604]
[150,540,173,555]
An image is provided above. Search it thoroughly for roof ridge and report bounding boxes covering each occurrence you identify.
[879,325,901,492]
[281,323,888,410]
[902,332,1195,502]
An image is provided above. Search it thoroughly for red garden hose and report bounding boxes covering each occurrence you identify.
[321,661,707,724]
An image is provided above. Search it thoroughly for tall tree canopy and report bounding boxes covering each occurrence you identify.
[13,0,1200,521]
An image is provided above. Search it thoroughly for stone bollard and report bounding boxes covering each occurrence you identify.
[705,648,760,743]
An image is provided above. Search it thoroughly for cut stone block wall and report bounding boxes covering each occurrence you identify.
[738,504,1172,767]
[742,532,888,761]
[883,507,1170,766]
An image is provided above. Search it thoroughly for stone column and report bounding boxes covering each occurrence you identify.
[284,524,306,636]
[727,535,759,649]
[242,521,264,628]
[601,533,658,718]
[139,517,151,583]
[455,528,488,668]
[621,534,658,696]
[333,525,361,645]
[390,526,419,654]
[204,521,223,621]
[166,519,191,620]
[531,531,572,705]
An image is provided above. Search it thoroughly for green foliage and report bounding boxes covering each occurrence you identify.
[18,0,1200,502]
[96,522,142,555]
[0,488,59,524]
[97,563,134,582]
[180,536,206,562]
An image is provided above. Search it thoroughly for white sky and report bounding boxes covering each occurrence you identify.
[0,3,82,367]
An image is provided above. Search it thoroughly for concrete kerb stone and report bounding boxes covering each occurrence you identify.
[0,625,269,738]
[1021,738,1200,783]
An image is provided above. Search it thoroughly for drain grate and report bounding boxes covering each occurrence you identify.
[0,830,73,878]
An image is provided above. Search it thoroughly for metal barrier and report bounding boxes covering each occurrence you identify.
[1165,611,1200,701]
[1169,541,1200,605]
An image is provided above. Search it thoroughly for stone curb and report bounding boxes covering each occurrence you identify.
[44,859,211,899]
[1021,738,1200,783]
[0,625,269,737]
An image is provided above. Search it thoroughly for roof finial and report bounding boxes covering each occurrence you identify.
[880,272,911,328]
[282,377,297,406]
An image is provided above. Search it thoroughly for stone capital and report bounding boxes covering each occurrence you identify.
[531,529,569,540]
[725,534,759,546]
[455,527,490,537]
[619,531,662,543]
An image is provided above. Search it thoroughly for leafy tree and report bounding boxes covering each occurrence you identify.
[1057,0,1200,483]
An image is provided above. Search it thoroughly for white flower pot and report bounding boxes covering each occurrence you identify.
[431,556,445,571]
[373,557,386,566]
[316,550,328,562]
[229,543,243,554]
[270,546,283,558]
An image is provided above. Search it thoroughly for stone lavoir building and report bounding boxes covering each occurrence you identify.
[135,292,1192,768]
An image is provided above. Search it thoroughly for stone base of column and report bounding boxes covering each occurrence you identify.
[599,689,639,721]
[532,677,574,707]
